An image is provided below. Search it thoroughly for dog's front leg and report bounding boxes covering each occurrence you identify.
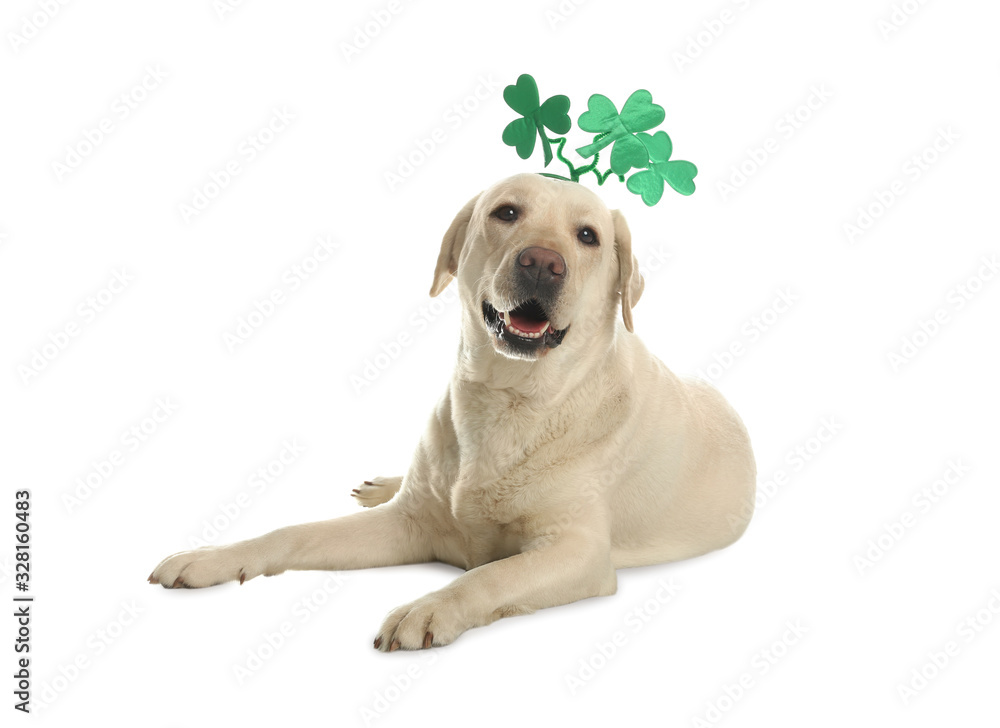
[150,503,434,589]
[374,526,617,651]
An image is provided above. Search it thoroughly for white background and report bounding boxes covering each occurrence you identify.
[2,0,998,725]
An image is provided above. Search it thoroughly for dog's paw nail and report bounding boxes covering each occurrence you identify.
[239,571,246,585]
[172,577,184,588]
[389,639,400,652]
[363,481,373,485]
[423,632,433,649]
[147,572,158,584]
[373,636,383,650]
[351,489,360,494]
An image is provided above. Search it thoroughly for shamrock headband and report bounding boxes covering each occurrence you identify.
[501,73,698,206]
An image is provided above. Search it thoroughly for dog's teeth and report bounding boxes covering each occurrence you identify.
[503,311,511,326]
[506,322,546,339]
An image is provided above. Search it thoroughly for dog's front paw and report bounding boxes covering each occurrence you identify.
[148,544,272,589]
[374,590,467,651]
[351,475,402,508]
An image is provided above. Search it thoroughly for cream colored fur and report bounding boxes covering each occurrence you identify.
[149,173,756,651]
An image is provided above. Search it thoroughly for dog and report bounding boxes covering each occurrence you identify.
[149,172,756,651]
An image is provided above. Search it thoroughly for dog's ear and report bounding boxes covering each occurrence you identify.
[429,193,481,297]
[612,209,644,333]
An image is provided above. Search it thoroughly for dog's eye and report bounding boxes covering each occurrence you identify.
[578,227,598,246]
[492,205,519,222]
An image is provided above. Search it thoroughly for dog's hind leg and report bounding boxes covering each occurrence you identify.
[351,475,403,507]
[149,502,434,589]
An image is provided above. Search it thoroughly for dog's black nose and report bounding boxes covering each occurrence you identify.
[517,246,566,288]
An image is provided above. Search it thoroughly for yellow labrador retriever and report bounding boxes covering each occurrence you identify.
[149,173,756,651]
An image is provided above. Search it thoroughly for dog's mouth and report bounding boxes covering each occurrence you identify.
[482,300,568,356]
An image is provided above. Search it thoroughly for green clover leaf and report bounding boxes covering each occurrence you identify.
[539,96,572,134]
[641,130,673,164]
[502,117,537,159]
[625,131,698,205]
[504,73,540,116]
[501,74,571,166]
[575,90,665,174]
[656,160,698,196]
[625,169,667,206]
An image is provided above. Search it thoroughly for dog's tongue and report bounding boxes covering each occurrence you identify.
[508,311,548,334]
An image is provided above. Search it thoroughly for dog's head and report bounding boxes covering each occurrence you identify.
[429,173,643,362]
